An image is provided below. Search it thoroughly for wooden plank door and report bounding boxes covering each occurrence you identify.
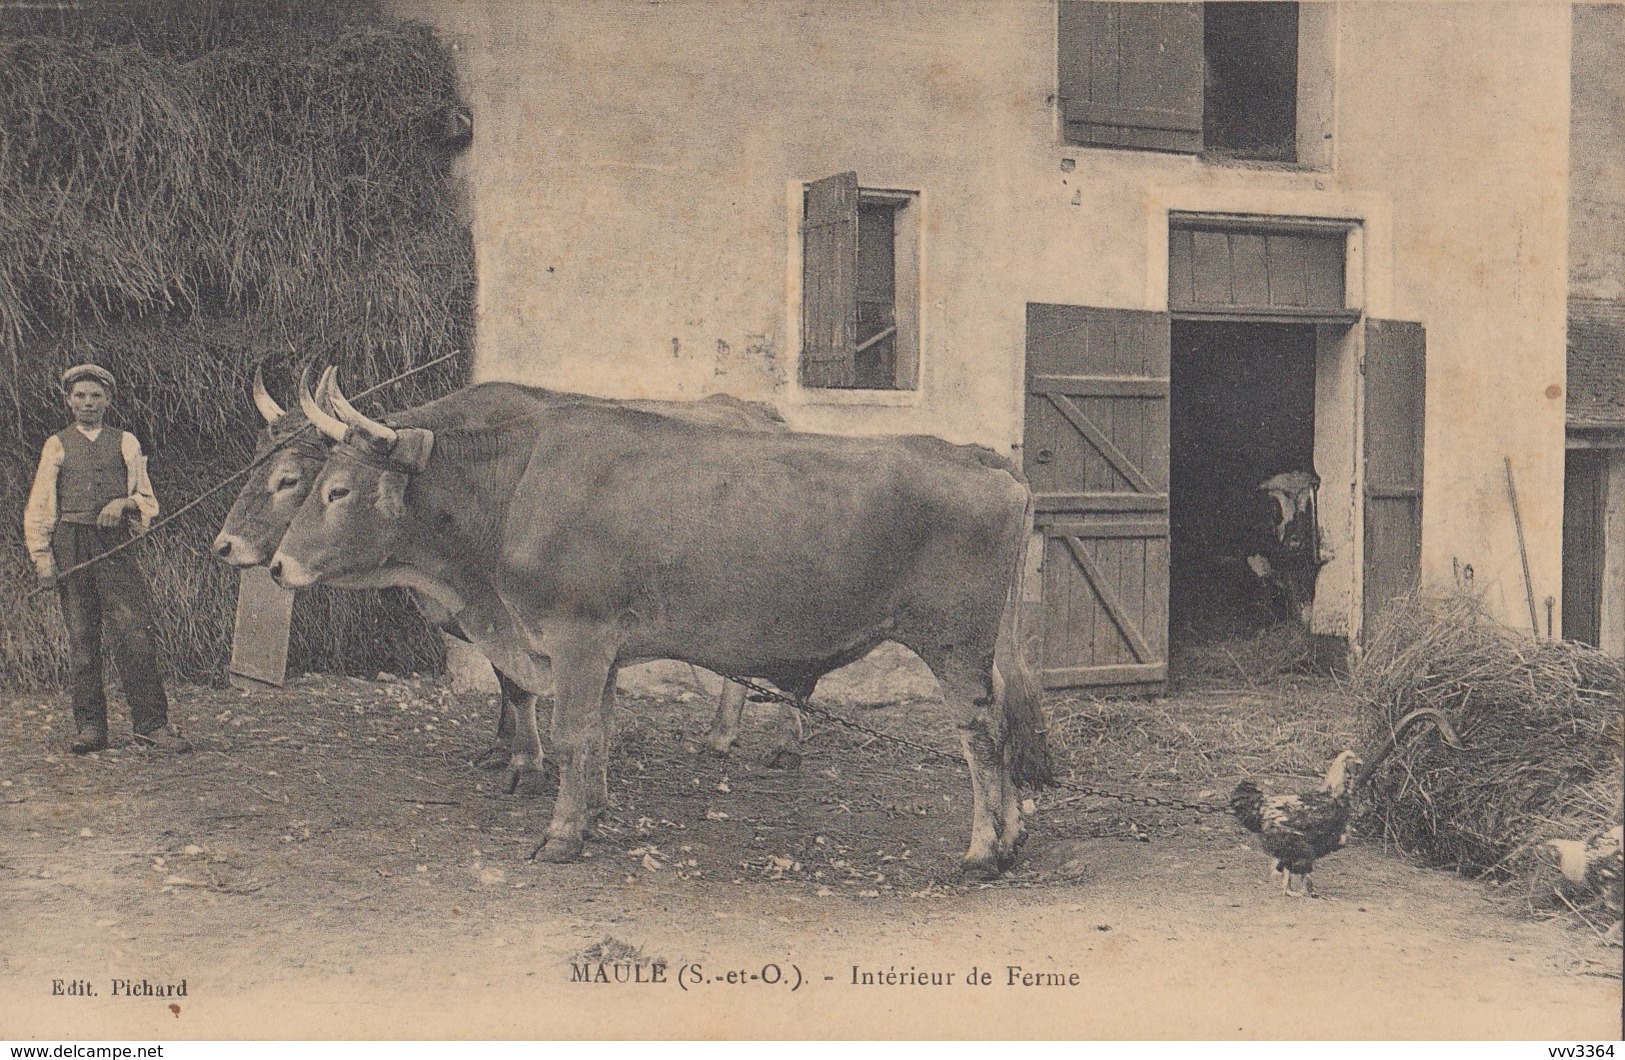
[1024,305,1170,691]
[1562,448,1606,647]
[1362,319,1426,640]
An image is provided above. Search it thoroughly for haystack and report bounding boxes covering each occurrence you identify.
[1352,592,1623,914]
[0,0,470,688]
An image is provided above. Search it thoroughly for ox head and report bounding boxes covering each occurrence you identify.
[212,366,335,568]
[268,369,432,590]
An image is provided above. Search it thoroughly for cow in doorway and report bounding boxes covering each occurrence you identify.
[1244,470,1332,627]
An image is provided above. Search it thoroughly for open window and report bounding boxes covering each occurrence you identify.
[1057,1,1304,163]
[1203,3,1298,161]
[800,171,920,390]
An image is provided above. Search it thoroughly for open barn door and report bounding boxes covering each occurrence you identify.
[1024,305,1170,691]
[1362,319,1426,640]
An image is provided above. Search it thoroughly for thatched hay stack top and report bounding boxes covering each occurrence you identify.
[0,0,469,449]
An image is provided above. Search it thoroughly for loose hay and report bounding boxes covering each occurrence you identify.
[1170,621,1316,688]
[1352,592,1623,918]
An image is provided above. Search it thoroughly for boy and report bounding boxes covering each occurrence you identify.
[22,364,189,753]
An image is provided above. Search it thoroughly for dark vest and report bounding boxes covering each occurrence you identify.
[56,426,127,523]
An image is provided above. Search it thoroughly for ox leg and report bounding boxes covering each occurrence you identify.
[587,666,618,826]
[702,680,747,756]
[989,662,1026,858]
[503,687,547,795]
[922,656,1010,878]
[954,720,1007,879]
[533,639,617,863]
[702,678,807,769]
[765,680,811,770]
[474,670,523,770]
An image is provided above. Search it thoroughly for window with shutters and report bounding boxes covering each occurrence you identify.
[1057,1,1302,163]
[799,172,920,391]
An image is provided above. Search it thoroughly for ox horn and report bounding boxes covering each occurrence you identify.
[298,364,350,443]
[325,369,398,451]
[252,365,286,424]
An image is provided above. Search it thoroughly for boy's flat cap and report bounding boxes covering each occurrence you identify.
[60,364,116,393]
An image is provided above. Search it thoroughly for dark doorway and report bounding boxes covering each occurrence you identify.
[1169,321,1317,652]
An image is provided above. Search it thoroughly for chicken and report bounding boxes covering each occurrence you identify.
[1227,708,1464,900]
[1231,750,1362,898]
[1547,825,1624,935]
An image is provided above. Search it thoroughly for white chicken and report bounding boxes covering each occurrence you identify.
[1547,825,1623,941]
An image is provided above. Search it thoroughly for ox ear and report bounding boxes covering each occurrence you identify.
[375,468,410,520]
[384,428,435,474]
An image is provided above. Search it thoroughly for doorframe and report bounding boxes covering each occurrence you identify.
[1160,207,1368,650]
[1147,195,1386,648]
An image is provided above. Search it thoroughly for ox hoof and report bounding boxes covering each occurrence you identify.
[472,745,508,771]
[529,836,585,863]
[959,855,1003,882]
[503,756,549,794]
[766,748,802,770]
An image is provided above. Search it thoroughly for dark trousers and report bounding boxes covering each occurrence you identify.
[53,522,168,735]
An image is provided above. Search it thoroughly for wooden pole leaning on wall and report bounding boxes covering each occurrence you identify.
[1503,455,1541,637]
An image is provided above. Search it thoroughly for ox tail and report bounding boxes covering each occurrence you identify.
[998,489,1054,789]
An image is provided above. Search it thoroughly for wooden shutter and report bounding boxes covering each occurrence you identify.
[800,171,859,388]
[229,565,295,688]
[1362,319,1426,640]
[1058,2,1204,153]
[1024,305,1170,691]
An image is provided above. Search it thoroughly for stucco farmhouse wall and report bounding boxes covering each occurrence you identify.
[391,0,1571,638]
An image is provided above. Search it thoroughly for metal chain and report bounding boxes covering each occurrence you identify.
[723,674,1233,818]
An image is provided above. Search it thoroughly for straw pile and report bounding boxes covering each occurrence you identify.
[1170,621,1316,688]
[1352,592,1623,908]
[0,0,470,689]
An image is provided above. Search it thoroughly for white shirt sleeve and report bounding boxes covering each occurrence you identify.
[120,432,160,529]
[22,435,64,572]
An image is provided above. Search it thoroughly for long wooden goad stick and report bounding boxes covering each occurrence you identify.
[25,352,459,597]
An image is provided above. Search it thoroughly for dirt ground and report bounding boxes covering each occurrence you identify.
[1,661,1620,1041]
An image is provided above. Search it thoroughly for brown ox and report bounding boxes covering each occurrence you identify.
[212,369,803,783]
[268,371,1052,875]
